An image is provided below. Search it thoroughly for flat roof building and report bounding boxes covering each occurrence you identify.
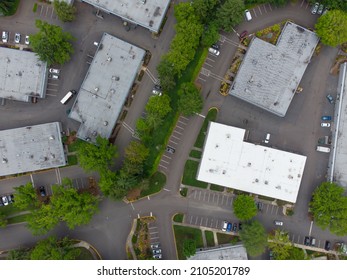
[188,244,248,260]
[229,22,319,117]
[0,47,47,102]
[69,33,145,143]
[197,122,307,203]
[0,122,66,177]
[330,62,347,186]
[80,0,171,33]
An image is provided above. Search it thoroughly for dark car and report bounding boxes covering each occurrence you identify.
[238,222,242,230]
[151,244,160,249]
[239,30,248,39]
[7,194,13,204]
[325,240,331,251]
[256,201,263,211]
[321,116,332,121]
[226,222,232,232]
[232,223,238,232]
[152,249,162,255]
[39,186,46,197]
[211,43,220,50]
[326,94,334,104]
[166,146,175,154]
[304,236,311,246]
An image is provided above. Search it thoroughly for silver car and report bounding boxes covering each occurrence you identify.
[14,33,21,44]
[317,4,324,14]
[311,2,319,14]
[2,31,8,43]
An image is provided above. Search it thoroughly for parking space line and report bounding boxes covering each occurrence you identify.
[263,4,267,13]
[207,192,211,202]
[204,62,213,68]
[268,3,272,11]
[198,76,207,82]
[148,227,157,230]
[175,125,185,130]
[181,115,189,121]
[305,2,309,9]
[206,57,215,63]
[200,218,203,226]
[189,216,193,224]
[46,89,58,92]
[203,191,206,201]
[161,159,170,164]
[212,193,215,203]
[158,164,167,169]
[178,120,188,126]
[171,135,180,141]
[194,216,198,225]
[150,236,159,240]
[173,130,182,135]
[169,139,178,145]
[51,7,55,18]
[252,8,257,17]
[205,218,208,227]
[45,7,49,17]
[193,191,197,199]
[258,6,262,15]
[198,191,201,200]
[162,154,171,159]
[150,231,159,235]
[39,5,43,16]
[275,206,279,215]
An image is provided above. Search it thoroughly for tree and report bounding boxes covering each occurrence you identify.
[30,236,81,260]
[233,195,257,221]
[315,10,347,47]
[13,182,39,210]
[50,185,99,229]
[157,58,177,92]
[239,220,267,256]
[54,0,76,22]
[201,22,220,47]
[268,230,292,260]
[30,20,74,65]
[145,95,172,119]
[77,136,118,174]
[26,204,60,235]
[183,239,196,258]
[6,249,31,260]
[178,82,203,116]
[0,0,16,15]
[310,182,347,236]
[287,246,306,260]
[216,0,245,32]
[191,0,219,23]
[122,141,149,176]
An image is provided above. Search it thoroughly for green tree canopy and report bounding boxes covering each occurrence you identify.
[183,239,196,258]
[53,0,76,22]
[191,0,219,23]
[27,204,60,235]
[6,249,31,260]
[201,22,220,47]
[77,136,118,174]
[233,195,257,221]
[145,95,172,119]
[30,236,81,260]
[268,230,292,260]
[0,0,17,15]
[239,220,268,256]
[287,246,306,260]
[13,182,39,210]
[310,182,347,235]
[122,141,149,176]
[30,20,74,65]
[177,82,203,116]
[157,58,177,92]
[216,0,245,32]
[315,10,347,47]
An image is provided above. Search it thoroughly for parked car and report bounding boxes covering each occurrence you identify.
[39,186,46,197]
[7,194,13,204]
[14,33,21,44]
[166,146,175,154]
[25,35,30,45]
[322,6,329,15]
[2,196,9,206]
[264,133,270,144]
[226,222,232,232]
[232,223,238,232]
[239,30,248,40]
[153,254,162,259]
[152,249,161,255]
[256,201,263,211]
[326,94,334,104]
[211,43,220,50]
[325,240,331,251]
[321,122,331,127]
[274,220,283,226]
[311,2,319,14]
[310,237,316,246]
[208,47,220,56]
[317,4,324,14]
[321,116,331,121]
[151,244,160,249]
[48,74,59,80]
[2,31,9,43]
[222,220,228,232]
[49,68,60,74]
[31,96,38,103]
[304,236,311,246]
[152,84,162,96]
[238,222,242,230]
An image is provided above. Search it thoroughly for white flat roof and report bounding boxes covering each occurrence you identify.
[82,0,170,33]
[0,47,47,102]
[69,33,145,143]
[229,22,319,117]
[0,122,66,176]
[188,244,248,260]
[197,122,307,203]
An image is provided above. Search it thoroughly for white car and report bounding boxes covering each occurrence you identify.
[2,196,9,206]
[311,2,319,14]
[321,122,331,127]
[49,68,60,74]
[2,31,8,43]
[264,133,271,144]
[208,47,220,56]
[317,4,324,15]
[48,74,59,80]
[274,220,283,226]
[25,35,30,45]
[14,33,21,44]
[222,220,228,232]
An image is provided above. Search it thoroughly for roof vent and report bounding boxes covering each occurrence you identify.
[264,180,268,185]
[2,158,8,163]
[107,56,112,62]
[104,121,108,126]
[109,89,115,94]
[92,131,97,136]
[94,87,99,92]
[226,134,231,139]
[112,76,119,81]
[86,137,91,142]
[255,178,259,182]
[49,136,55,140]
[222,170,226,174]
[248,162,251,167]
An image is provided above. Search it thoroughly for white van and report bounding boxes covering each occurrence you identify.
[316,146,330,153]
[60,90,76,104]
[245,10,252,21]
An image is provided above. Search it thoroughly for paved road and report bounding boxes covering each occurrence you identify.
[1,1,347,260]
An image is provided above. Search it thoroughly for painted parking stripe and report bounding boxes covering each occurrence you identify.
[258,6,262,15]
[173,130,182,135]
[198,191,202,200]
[181,116,189,121]
[268,3,272,11]
[198,76,207,82]
[195,216,198,225]
[206,57,216,62]
[161,159,170,164]
[252,8,257,17]
[220,195,224,205]
[162,154,171,159]
[204,62,213,68]
[263,4,267,13]
[158,164,167,169]
[203,191,206,201]
[169,139,178,145]
[176,125,185,130]
[171,135,180,140]
[178,120,188,126]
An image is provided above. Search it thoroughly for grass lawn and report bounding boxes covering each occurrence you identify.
[0,204,23,217]
[217,233,240,245]
[7,214,30,224]
[140,172,166,197]
[67,155,78,166]
[194,108,218,148]
[173,213,184,223]
[205,231,215,247]
[189,150,202,159]
[67,139,84,153]
[173,225,203,260]
[210,184,225,192]
[182,160,208,189]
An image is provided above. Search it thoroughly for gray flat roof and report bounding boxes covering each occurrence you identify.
[229,22,319,117]
[197,122,307,203]
[69,33,145,143]
[82,0,170,33]
[332,63,347,186]
[188,244,248,260]
[0,122,66,176]
[0,47,47,102]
